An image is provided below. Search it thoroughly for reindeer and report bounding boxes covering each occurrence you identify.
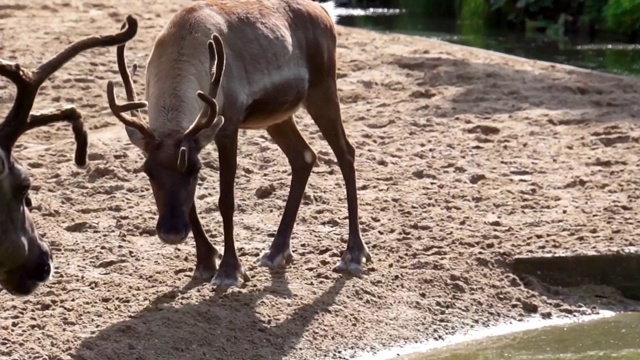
[106,0,371,288]
[0,15,139,296]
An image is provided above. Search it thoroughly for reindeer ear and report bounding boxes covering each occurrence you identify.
[210,115,224,134]
[195,115,225,151]
[0,148,9,178]
[124,125,146,152]
[177,146,188,172]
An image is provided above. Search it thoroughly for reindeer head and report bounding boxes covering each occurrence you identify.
[0,15,138,296]
[107,34,225,245]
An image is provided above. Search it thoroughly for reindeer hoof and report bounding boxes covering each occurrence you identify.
[211,262,250,288]
[193,252,222,281]
[332,247,372,277]
[258,248,293,269]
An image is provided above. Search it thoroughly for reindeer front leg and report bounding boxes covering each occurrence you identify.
[211,129,249,288]
[190,204,222,280]
[259,117,316,268]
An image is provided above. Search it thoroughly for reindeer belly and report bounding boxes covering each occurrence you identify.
[238,76,308,130]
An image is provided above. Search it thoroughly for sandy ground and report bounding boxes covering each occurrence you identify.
[2,1,640,359]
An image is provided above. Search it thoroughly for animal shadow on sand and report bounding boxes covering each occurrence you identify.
[73,272,347,360]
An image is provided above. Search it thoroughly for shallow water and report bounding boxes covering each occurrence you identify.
[335,7,640,77]
[398,312,640,360]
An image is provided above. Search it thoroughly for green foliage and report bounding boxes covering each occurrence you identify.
[583,0,609,23]
[459,0,489,47]
[487,0,575,39]
[491,0,554,14]
[460,0,488,19]
[487,0,640,39]
[603,0,640,35]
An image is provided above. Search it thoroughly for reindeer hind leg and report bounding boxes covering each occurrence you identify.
[304,81,371,276]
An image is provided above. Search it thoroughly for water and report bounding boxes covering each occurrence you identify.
[334,7,640,77]
[395,312,640,359]
[331,6,640,359]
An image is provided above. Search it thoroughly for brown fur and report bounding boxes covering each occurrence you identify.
[108,0,371,288]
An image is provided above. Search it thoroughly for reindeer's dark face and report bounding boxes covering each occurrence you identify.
[109,30,225,246]
[0,150,53,296]
[0,13,137,296]
[143,140,202,245]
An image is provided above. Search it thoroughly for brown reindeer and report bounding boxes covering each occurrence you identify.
[0,15,139,296]
[106,0,371,288]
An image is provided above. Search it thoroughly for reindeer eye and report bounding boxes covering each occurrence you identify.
[17,181,30,197]
[24,194,33,209]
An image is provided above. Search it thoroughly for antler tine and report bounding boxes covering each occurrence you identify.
[26,107,89,168]
[0,60,35,151]
[209,34,225,99]
[106,81,155,140]
[0,60,32,88]
[107,19,154,142]
[116,21,141,118]
[32,15,138,87]
[182,92,223,140]
[181,34,226,140]
[197,91,218,117]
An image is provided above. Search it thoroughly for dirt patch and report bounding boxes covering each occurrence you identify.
[2,1,640,359]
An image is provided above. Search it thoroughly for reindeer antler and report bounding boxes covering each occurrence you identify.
[182,34,226,141]
[0,15,139,155]
[117,21,142,119]
[106,81,154,139]
[107,23,156,142]
[208,33,225,102]
[26,107,88,168]
[177,34,226,172]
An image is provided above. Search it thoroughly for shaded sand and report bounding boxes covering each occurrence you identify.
[1,1,640,359]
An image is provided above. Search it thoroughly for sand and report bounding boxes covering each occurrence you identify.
[1,1,640,359]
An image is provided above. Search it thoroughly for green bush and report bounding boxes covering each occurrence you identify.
[583,0,609,24]
[603,0,640,35]
[486,0,640,39]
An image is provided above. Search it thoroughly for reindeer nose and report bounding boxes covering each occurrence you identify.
[157,214,190,245]
[26,250,53,283]
[158,231,188,245]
